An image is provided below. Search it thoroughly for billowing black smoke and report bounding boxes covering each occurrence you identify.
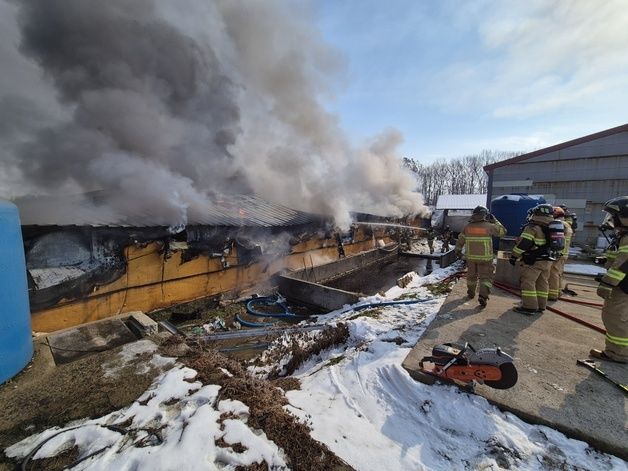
[1,0,427,228]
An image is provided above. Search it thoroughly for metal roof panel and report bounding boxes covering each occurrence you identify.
[436,194,487,210]
[15,193,320,228]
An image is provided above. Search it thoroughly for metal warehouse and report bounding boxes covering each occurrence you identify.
[484,124,628,245]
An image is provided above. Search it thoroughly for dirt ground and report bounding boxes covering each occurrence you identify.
[0,339,169,470]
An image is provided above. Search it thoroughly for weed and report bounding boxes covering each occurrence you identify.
[347,308,383,320]
[394,292,422,301]
[185,345,353,470]
[327,355,345,366]
[272,324,350,378]
[424,283,452,296]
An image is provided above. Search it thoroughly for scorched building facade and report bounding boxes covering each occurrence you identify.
[16,193,402,332]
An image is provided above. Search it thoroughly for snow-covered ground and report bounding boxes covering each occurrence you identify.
[5,263,626,470]
[282,265,624,470]
[563,263,607,276]
[6,345,289,470]
[409,239,447,255]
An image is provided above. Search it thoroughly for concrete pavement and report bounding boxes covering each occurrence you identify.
[403,274,628,460]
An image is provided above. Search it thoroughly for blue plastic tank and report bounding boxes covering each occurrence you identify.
[0,200,33,384]
[490,194,546,237]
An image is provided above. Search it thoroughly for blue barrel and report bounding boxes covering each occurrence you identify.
[490,194,546,237]
[0,200,33,384]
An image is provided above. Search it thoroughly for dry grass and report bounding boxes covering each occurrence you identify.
[182,343,354,471]
[271,377,301,391]
[346,308,383,320]
[269,323,350,378]
[29,445,80,471]
[424,282,452,296]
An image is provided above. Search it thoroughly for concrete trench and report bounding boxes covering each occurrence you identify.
[41,246,451,363]
[279,245,455,312]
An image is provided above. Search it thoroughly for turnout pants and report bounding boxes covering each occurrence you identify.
[548,257,566,300]
[602,288,628,362]
[519,260,552,310]
[466,261,494,300]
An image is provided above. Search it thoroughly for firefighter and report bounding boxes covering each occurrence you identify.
[509,204,556,314]
[335,232,346,259]
[560,204,579,230]
[548,206,573,301]
[440,225,452,253]
[426,227,435,254]
[590,196,628,363]
[455,206,506,307]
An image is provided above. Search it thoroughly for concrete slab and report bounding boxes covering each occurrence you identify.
[127,311,159,337]
[403,275,628,460]
[47,318,137,364]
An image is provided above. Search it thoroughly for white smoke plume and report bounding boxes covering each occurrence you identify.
[0,0,427,228]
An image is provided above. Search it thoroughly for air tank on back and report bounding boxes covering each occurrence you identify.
[0,200,33,384]
[490,194,547,238]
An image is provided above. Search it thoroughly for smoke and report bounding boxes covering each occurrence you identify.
[0,0,427,228]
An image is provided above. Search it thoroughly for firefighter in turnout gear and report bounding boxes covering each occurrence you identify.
[560,204,579,231]
[426,227,435,254]
[590,196,628,363]
[509,204,558,314]
[440,226,453,253]
[455,206,506,307]
[548,206,573,301]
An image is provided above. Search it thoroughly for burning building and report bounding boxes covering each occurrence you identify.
[17,193,404,332]
[1,0,429,332]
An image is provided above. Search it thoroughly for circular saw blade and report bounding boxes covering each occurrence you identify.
[484,362,518,389]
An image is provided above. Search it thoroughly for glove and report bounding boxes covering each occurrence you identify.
[455,250,463,260]
[487,213,496,223]
[509,256,517,266]
[597,284,613,300]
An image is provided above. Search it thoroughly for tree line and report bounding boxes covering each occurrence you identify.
[402,150,521,206]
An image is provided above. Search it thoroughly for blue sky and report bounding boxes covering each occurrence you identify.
[312,0,628,161]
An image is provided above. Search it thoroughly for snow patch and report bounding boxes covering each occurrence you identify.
[6,366,287,470]
[282,263,624,470]
[563,264,606,276]
[101,339,176,378]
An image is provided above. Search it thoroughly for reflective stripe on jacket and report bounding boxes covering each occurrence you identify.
[455,218,506,262]
[562,220,573,257]
[601,233,628,287]
[511,215,553,259]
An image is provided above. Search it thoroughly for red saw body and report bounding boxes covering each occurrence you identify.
[419,342,518,390]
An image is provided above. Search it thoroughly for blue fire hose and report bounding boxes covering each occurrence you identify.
[236,296,434,328]
[236,296,309,328]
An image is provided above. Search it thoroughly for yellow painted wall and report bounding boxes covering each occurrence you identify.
[31,232,392,332]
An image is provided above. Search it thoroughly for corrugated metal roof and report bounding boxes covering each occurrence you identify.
[436,194,487,210]
[15,193,319,228]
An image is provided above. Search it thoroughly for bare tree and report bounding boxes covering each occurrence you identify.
[402,150,519,206]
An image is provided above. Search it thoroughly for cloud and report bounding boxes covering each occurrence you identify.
[428,0,628,118]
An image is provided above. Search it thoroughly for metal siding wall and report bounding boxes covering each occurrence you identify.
[523,131,628,163]
[492,156,628,183]
[490,153,628,246]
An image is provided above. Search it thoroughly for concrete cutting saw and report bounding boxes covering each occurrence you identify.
[419,342,518,390]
